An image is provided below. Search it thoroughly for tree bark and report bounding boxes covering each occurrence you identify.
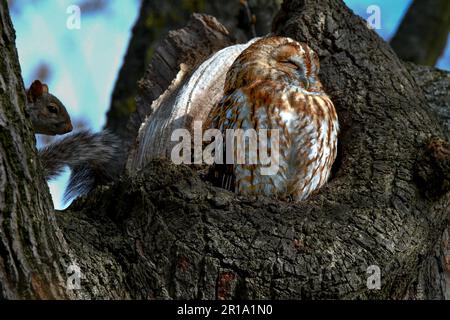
[0,1,73,299]
[404,63,450,299]
[390,0,450,66]
[1,0,450,299]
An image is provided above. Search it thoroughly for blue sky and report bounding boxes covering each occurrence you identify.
[10,0,449,209]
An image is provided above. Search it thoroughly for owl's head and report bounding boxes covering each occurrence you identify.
[224,36,323,94]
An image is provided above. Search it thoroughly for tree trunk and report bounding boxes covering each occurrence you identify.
[1,0,450,299]
[404,63,450,299]
[390,0,450,66]
[0,1,72,299]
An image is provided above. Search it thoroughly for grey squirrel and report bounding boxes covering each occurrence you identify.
[26,80,123,202]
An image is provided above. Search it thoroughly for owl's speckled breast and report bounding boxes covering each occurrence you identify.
[205,36,339,201]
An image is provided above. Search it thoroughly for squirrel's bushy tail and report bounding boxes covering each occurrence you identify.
[39,130,124,203]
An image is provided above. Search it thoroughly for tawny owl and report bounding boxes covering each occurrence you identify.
[204,36,339,201]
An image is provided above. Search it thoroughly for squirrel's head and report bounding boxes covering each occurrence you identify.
[26,80,73,135]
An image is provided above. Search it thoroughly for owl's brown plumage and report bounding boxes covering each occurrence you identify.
[205,36,339,201]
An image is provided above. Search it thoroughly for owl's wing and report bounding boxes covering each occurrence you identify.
[204,90,245,191]
[204,87,291,196]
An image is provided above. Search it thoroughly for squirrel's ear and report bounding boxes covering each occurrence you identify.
[27,80,45,103]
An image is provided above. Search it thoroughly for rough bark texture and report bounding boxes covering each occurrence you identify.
[2,0,450,299]
[408,64,450,136]
[390,0,450,66]
[0,1,73,299]
[405,64,450,299]
[62,0,450,299]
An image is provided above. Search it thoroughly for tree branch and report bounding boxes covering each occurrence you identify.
[2,0,449,299]
[390,0,450,66]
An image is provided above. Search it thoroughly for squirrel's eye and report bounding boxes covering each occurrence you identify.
[47,105,58,114]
